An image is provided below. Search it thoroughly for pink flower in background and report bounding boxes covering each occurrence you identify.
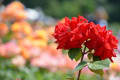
[31,46,78,71]
[21,46,42,59]
[64,55,78,69]
[0,41,21,57]
[31,52,58,71]
[29,47,41,58]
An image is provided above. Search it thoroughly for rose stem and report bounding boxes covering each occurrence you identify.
[77,46,86,80]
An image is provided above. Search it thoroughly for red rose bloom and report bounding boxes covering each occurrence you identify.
[85,24,118,61]
[53,16,118,62]
[53,16,88,49]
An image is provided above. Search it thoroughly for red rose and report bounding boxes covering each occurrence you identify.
[53,16,118,62]
[85,24,118,61]
[53,16,88,49]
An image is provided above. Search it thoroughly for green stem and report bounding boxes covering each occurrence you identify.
[77,46,86,80]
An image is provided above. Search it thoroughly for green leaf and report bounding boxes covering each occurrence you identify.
[68,48,82,61]
[74,61,87,71]
[88,59,110,70]
[62,49,68,54]
[89,69,104,76]
[2,31,13,43]
[65,71,75,80]
[87,53,93,60]
[75,52,82,61]
[93,55,100,61]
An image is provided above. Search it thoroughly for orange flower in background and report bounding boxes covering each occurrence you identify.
[21,48,30,59]
[18,38,42,59]
[0,23,8,37]
[21,21,32,35]
[110,62,120,72]
[13,10,26,21]
[0,1,26,21]
[6,1,24,10]
[11,21,32,36]
[34,30,48,41]
[46,27,55,39]
[47,43,59,56]
[18,38,32,59]
[21,46,42,59]
[17,30,48,48]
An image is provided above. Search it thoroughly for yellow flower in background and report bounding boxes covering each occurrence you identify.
[34,30,48,41]
[18,29,48,49]
[32,40,47,48]
[22,22,32,35]
[11,22,21,32]
[25,30,48,48]
[33,30,48,48]
[11,21,32,35]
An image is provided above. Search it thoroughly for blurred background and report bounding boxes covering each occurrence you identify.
[3,0,120,22]
[0,0,120,80]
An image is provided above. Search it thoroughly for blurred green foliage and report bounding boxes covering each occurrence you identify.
[108,23,120,35]
[0,57,104,80]
[3,0,120,22]
[42,0,96,18]
[20,0,96,18]
[0,57,66,80]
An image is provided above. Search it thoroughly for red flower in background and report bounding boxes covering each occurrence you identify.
[53,16,118,62]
